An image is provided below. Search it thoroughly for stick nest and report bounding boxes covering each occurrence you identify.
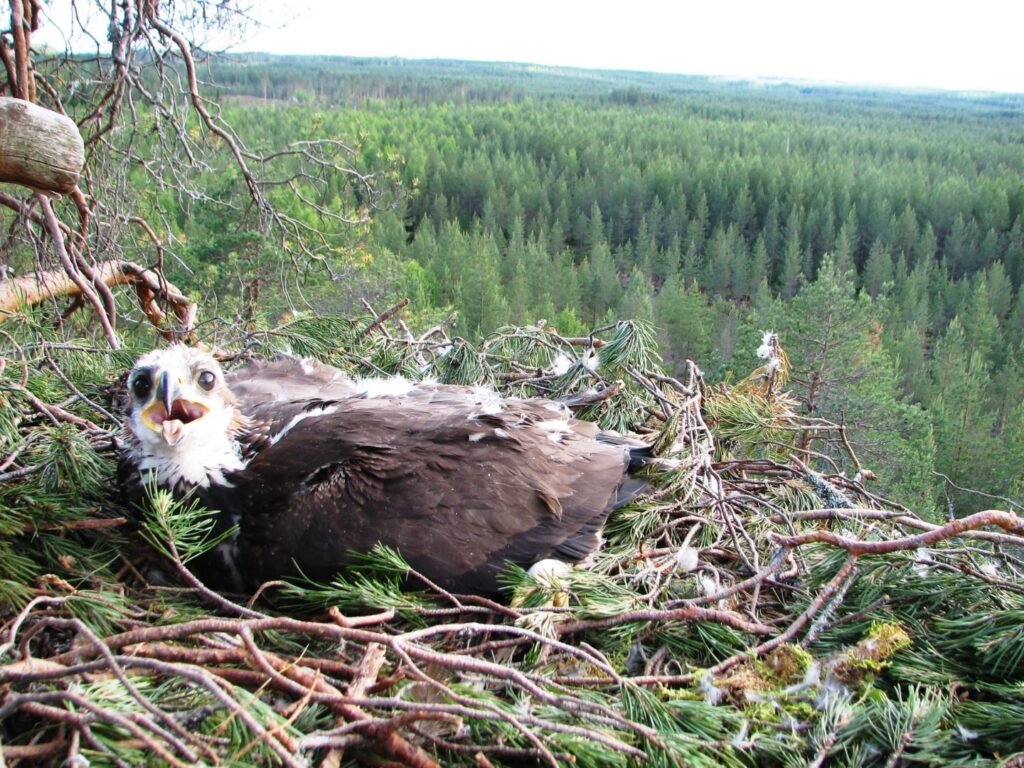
[1,309,1022,767]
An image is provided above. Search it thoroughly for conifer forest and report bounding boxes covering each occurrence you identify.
[198,55,1024,515]
[1,3,1024,765]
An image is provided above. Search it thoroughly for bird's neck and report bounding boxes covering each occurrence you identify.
[137,430,246,490]
[130,409,250,490]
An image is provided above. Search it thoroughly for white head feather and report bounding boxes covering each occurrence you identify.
[124,345,245,488]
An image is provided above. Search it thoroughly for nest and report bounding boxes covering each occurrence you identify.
[0,309,1022,766]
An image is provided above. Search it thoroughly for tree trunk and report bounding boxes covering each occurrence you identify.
[0,97,84,194]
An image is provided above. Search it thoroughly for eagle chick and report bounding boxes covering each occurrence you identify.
[119,345,648,596]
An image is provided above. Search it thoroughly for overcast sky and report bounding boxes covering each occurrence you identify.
[37,0,1024,94]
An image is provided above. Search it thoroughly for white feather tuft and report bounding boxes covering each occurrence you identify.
[528,558,573,586]
[352,376,417,397]
[674,546,700,572]
[551,352,573,375]
[756,331,777,359]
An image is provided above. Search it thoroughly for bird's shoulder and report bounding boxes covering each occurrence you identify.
[224,355,598,454]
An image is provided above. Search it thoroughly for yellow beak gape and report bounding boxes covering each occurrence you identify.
[141,401,165,431]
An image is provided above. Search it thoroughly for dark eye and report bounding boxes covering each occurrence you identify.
[131,374,152,400]
[197,370,217,391]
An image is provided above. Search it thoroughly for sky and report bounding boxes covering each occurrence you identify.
[36,0,1024,94]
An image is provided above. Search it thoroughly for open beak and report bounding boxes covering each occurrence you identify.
[158,370,175,415]
[140,371,209,446]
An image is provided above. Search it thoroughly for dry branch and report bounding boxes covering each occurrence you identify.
[0,258,196,339]
[771,509,1024,554]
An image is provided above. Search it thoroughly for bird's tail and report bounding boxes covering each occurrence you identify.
[596,431,656,472]
[595,431,658,507]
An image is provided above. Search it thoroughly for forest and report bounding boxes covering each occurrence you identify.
[2,8,1024,764]
[173,53,1024,514]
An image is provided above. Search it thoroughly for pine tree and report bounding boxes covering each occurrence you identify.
[582,241,620,325]
[779,212,804,300]
[654,276,713,373]
[893,204,920,262]
[985,261,1013,323]
[456,231,509,337]
[958,278,1001,368]
[750,255,936,507]
[1008,287,1024,340]
[831,208,859,276]
[928,319,1001,513]
[761,197,783,275]
[748,236,769,296]
[862,238,894,298]
[914,220,938,269]
[704,224,733,298]
[1000,399,1024,500]
[731,183,756,240]
[619,266,654,323]
[894,322,929,402]
[944,213,979,277]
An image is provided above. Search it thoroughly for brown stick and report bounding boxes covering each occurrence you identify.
[356,297,409,341]
[560,380,624,409]
[17,385,102,431]
[238,627,438,768]
[35,193,119,347]
[1,736,66,761]
[16,699,192,768]
[557,604,774,636]
[771,509,1024,555]
[0,36,16,96]
[10,0,30,100]
[17,517,127,533]
[122,641,357,679]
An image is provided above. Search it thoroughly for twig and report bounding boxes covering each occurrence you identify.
[771,510,1024,554]
[16,516,127,533]
[356,297,408,340]
[557,605,773,636]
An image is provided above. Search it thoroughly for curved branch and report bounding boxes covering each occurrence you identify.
[0,256,196,340]
[142,8,268,218]
[771,509,1024,554]
[35,193,118,346]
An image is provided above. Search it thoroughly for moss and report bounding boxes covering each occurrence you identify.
[714,661,775,705]
[763,644,814,685]
[865,621,912,657]
[830,621,911,686]
[743,700,779,722]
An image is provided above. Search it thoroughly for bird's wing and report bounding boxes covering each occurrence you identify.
[224,356,360,455]
[229,393,633,594]
[227,355,357,407]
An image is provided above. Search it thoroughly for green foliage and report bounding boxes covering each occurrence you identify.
[139,482,238,565]
[28,424,108,495]
[279,545,441,621]
[740,258,939,509]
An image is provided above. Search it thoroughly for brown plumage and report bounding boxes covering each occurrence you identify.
[119,346,649,596]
